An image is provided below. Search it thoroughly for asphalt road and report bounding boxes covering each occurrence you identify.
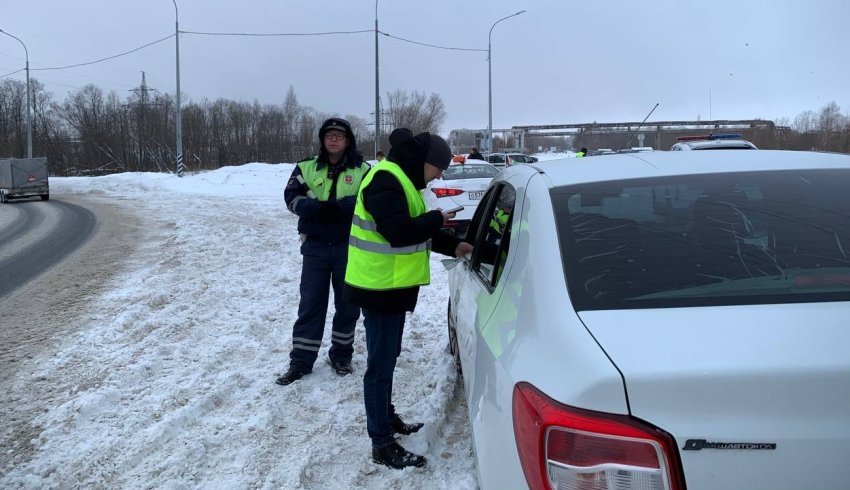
[0,197,96,299]
[0,192,145,474]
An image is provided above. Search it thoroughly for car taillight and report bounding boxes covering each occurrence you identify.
[431,187,464,198]
[513,382,685,490]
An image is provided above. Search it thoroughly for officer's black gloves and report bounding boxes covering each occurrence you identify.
[317,200,340,222]
[337,195,357,215]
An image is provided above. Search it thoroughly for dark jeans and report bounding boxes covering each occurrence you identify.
[362,308,406,448]
[289,240,360,371]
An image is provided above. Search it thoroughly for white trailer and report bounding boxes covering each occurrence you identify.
[0,158,49,203]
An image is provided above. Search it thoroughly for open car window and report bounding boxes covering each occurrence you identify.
[470,184,516,289]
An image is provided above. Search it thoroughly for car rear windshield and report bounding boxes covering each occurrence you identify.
[443,164,499,180]
[552,169,850,310]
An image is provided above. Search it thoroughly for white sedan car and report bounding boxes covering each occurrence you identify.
[424,162,500,236]
[446,150,850,490]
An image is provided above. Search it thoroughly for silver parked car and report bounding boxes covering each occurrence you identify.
[424,162,500,236]
[446,150,850,490]
[671,133,758,150]
[485,152,538,167]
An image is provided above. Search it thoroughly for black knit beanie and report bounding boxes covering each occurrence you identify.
[423,133,452,170]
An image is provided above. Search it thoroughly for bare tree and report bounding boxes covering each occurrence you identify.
[793,110,817,133]
[0,79,27,157]
[344,114,372,153]
[384,90,447,135]
[818,101,843,132]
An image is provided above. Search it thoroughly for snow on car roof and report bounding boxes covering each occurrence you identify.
[519,150,850,187]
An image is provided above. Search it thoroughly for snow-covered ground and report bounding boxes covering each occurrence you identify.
[2,163,478,489]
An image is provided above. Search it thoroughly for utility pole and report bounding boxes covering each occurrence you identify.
[172,0,184,177]
[487,10,526,153]
[0,29,32,158]
[374,0,381,158]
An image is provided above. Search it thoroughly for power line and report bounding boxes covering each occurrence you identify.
[1,26,485,84]
[181,29,373,37]
[379,30,486,52]
[0,67,24,78]
[180,28,485,52]
[31,33,175,71]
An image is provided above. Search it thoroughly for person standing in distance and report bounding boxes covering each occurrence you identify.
[344,128,474,469]
[467,147,485,160]
[277,117,370,386]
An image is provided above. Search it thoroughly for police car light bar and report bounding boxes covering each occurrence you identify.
[708,133,743,140]
[676,133,743,142]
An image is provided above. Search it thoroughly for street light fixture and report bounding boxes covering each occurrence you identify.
[172,0,184,177]
[374,0,381,158]
[0,29,32,158]
[487,10,525,153]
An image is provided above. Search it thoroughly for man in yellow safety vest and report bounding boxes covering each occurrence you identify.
[344,128,473,469]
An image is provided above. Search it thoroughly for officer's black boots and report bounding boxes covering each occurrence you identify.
[329,358,353,376]
[276,367,308,386]
[372,441,427,469]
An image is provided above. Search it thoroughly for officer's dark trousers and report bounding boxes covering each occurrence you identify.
[289,239,360,372]
[362,308,406,448]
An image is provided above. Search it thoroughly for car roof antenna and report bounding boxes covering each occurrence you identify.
[617,102,660,152]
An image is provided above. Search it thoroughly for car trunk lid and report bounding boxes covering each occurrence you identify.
[579,302,850,489]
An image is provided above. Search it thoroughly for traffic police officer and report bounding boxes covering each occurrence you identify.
[277,117,370,386]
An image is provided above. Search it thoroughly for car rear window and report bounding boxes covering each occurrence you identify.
[552,169,850,310]
[443,164,499,180]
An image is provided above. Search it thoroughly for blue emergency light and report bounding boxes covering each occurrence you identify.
[708,133,743,140]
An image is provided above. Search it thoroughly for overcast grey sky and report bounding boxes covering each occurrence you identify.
[2,0,848,135]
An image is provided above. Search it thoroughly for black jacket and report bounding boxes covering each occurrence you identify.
[344,130,461,312]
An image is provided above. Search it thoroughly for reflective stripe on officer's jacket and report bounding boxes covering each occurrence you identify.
[345,160,431,290]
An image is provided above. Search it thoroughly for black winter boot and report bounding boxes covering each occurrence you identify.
[372,441,427,469]
[275,367,309,386]
[391,414,424,435]
[328,358,353,376]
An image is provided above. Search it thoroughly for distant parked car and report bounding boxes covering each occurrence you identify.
[671,133,758,150]
[424,162,499,236]
[486,153,538,167]
[446,150,850,489]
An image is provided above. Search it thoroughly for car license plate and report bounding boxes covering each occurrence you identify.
[468,191,484,200]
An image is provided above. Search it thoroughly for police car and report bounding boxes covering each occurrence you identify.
[671,133,758,150]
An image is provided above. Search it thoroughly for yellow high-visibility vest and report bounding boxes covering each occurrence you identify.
[345,160,431,290]
[297,157,368,201]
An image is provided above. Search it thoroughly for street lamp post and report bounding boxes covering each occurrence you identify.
[172,0,184,177]
[487,10,525,153]
[1,29,32,158]
[375,0,381,158]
